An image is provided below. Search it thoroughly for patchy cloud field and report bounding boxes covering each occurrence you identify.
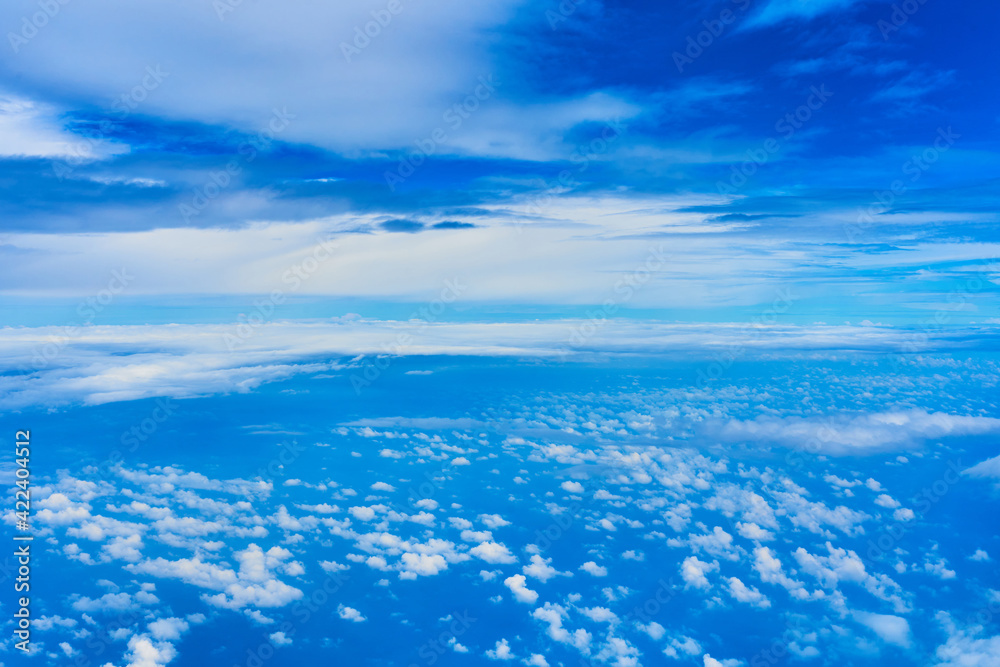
[3,350,1000,665]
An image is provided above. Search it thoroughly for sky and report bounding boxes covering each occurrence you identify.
[0,0,997,320]
[1,1,1000,666]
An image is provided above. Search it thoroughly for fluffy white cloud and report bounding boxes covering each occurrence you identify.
[122,634,177,667]
[736,522,775,542]
[503,574,539,604]
[269,631,293,646]
[523,555,568,582]
[932,614,1000,666]
[875,494,901,508]
[470,541,517,564]
[580,561,608,577]
[399,552,449,578]
[485,638,515,660]
[727,577,771,608]
[854,612,911,648]
[338,605,367,623]
[703,655,742,667]
[680,557,718,590]
[128,545,303,610]
[349,506,378,521]
[479,514,511,528]
[147,617,189,641]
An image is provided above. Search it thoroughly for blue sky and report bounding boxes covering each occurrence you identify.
[2,1,1000,666]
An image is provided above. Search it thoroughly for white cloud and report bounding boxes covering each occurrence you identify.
[965,455,1000,484]
[470,541,516,564]
[753,547,807,598]
[479,514,511,528]
[0,93,126,159]
[875,494,901,508]
[638,621,665,640]
[349,506,378,521]
[932,614,1000,666]
[736,522,774,542]
[121,634,177,667]
[854,611,911,648]
[71,591,158,614]
[3,318,990,411]
[503,574,539,604]
[485,638,515,660]
[714,410,1000,454]
[579,561,608,577]
[680,556,718,590]
[147,617,189,641]
[269,631,293,646]
[560,480,585,493]
[399,552,449,578]
[523,555,569,582]
[337,605,367,623]
[128,544,304,610]
[727,577,771,608]
[580,606,617,623]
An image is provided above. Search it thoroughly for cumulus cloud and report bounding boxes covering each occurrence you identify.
[470,541,517,564]
[338,605,367,623]
[854,611,912,648]
[503,574,539,604]
[478,514,511,528]
[523,555,569,582]
[349,506,378,521]
[122,634,177,667]
[399,552,449,578]
[727,577,771,608]
[127,544,303,611]
[932,613,1000,666]
[580,561,608,577]
[147,617,189,641]
[485,638,515,660]
[269,631,293,646]
[680,557,719,590]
